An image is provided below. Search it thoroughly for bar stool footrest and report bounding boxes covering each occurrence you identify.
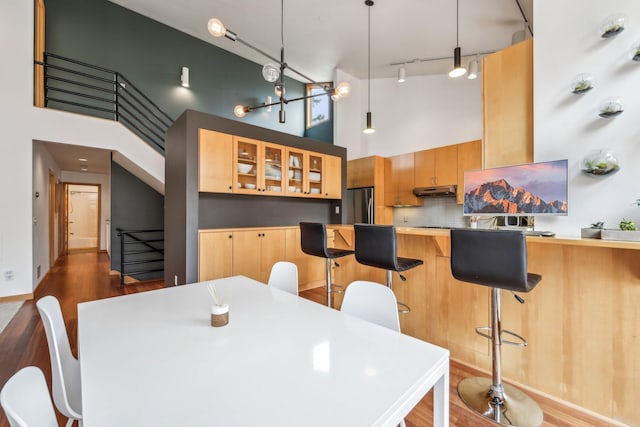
[474,327,528,347]
[397,301,410,314]
[329,284,344,294]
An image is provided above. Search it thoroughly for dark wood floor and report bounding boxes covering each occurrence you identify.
[0,252,607,426]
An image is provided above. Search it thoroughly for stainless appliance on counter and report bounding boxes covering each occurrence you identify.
[345,187,374,224]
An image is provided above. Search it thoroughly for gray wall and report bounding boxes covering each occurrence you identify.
[45,0,333,141]
[165,111,345,286]
[110,161,164,280]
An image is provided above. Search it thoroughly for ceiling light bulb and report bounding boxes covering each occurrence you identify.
[275,83,285,98]
[262,63,280,83]
[207,18,227,37]
[398,66,406,83]
[336,82,351,97]
[233,104,248,118]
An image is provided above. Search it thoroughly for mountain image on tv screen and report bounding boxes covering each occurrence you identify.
[463,160,568,216]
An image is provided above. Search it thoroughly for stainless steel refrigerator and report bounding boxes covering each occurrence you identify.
[345,187,374,224]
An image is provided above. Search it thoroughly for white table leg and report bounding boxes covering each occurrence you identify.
[432,362,450,427]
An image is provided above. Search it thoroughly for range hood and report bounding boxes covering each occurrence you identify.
[412,185,457,197]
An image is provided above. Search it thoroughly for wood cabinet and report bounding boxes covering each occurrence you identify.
[197,130,340,200]
[456,140,482,204]
[233,136,285,196]
[482,38,533,168]
[198,130,233,193]
[198,230,233,281]
[284,228,325,291]
[232,229,286,283]
[347,157,375,189]
[199,228,285,284]
[414,145,458,187]
[384,153,423,207]
[285,150,341,199]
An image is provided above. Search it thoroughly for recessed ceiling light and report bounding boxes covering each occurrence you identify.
[78,158,88,162]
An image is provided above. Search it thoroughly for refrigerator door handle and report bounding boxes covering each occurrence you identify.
[367,192,374,224]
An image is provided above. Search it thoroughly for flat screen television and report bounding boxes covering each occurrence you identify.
[463,159,568,216]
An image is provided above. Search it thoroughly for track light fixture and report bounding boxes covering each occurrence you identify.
[398,65,406,83]
[363,0,375,134]
[208,0,350,124]
[180,66,190,87]
[448,0,466,78]
[467,55,480,79]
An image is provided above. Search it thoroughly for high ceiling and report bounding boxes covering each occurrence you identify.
[109,0,534,82]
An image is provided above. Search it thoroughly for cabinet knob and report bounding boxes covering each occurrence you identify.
[228,185,232,190]
[228,235,232,239]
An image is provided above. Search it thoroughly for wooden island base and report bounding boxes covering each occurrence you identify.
[328,225,640,425]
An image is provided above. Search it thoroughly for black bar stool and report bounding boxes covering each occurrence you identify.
[450,229,543,427]
[353,224,423,314]
[299,222,354,308]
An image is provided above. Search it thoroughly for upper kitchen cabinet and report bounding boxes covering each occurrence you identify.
[385,153,423,207]
[482,38,533,168]
[286,151,341,199]
[323,154,342,199]
[347,157,375,189]
[456,140,482,204]
[233,136,285,196]
[198,129,233,193]
[414,145,458,188]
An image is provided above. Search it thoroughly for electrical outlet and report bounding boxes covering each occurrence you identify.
[4,269,14,281]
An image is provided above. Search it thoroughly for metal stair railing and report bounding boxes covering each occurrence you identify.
[117,228,164,285]
[34,52,173,154]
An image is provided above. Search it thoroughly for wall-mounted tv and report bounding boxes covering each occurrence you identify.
[463,159,568,216]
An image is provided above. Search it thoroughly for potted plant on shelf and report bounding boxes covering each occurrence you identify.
[581,221,603,239]
[601,217,640,242]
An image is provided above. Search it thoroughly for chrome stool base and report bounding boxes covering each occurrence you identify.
[458,377,543,427]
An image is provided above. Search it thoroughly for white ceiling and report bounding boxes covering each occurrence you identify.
[109,0,534,82]
[40,141,112,175]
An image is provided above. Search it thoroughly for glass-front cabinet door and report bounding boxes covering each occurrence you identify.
[262,143,284,195]
[233,136,260,194]
[307,153,323,198]
[286,149,305,197]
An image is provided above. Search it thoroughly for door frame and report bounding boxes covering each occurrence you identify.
[65,182,102,253]
[48,170,55,266]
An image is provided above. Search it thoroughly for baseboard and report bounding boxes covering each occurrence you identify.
[0,293,34,303]
[451,358,628,427]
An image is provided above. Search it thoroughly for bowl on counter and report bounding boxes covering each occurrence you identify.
[244,183,256,189]
[238,163,253,174]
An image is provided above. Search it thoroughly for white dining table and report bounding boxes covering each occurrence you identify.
[78,276,449,426]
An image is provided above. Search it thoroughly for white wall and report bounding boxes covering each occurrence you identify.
[32,142,62,288]
[0,1,165,299]
[62,171,111,253]
[334,69,482,159]
[533,0,640,236]
[0,0,34,297]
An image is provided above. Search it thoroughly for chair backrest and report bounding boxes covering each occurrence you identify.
[36,296,82,421]
[341,281,401,332]
[354,224,398,270]
[450,229,540,293]
[268,261,299,296]
[0,366,58,427]
[299,222,329,258]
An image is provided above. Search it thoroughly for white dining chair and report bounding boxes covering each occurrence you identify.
[341,280,401,332]
[341,280,405,426]
[37,295,82,427]
[0,366,58,427]
[267,261,299,296]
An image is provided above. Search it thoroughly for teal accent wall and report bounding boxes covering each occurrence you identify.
[45,0,333,141]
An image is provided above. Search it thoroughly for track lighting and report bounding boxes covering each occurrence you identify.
[467,56,479,80]
[398,66,406,83]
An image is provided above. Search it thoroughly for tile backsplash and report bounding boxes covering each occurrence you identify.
[392,197,468,228]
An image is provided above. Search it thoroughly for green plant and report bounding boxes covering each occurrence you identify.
[619,218,637,231]
[574,80,592,92]
[590,221,604,229]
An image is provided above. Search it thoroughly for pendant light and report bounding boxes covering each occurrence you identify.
[448,0,466,78]
[363,0,375,134]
